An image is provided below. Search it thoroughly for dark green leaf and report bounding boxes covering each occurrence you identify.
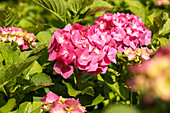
[82,86,95,96]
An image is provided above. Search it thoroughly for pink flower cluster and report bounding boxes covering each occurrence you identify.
[40,91,86,113]
[0,25,36,50]
[94,13,151,52]
[48,12,152,79]
[124,47,153,61]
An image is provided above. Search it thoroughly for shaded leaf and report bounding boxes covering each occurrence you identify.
[22,24,51,35]
[0,6,19,27]
[31,73,52,86]
[82,86,95,96]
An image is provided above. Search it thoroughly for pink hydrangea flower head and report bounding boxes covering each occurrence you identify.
[94,12,152,52]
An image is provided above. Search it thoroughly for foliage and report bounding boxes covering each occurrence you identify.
[0,0,169,113]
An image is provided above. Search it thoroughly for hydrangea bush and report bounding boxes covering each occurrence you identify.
[0,0,169,113]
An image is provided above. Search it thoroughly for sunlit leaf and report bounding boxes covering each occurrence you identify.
[0,98,16,113]
[31,73,52,86]
[0,43,21,65]
[16,101,43,113]
[36,31,52,45]
[23,61,43,76]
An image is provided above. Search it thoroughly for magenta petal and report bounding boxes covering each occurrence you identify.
[53,59,64,74]
[61,65,73,79]
[49,50,58,61]
[21,44,29,50]
[107,47,117,63]
[40,91,59,103]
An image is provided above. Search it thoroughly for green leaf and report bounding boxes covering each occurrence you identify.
[0,43,21,65]
[36,31,52,45]
[85,0,113,17]
[31,73,52,86]
[159,19,170,35]
[16,101,43,113]
[62,80,81,97]
[0,92,7,107]
[0,6,19,27]
[23,61,43,76]
[68,0,94,14]
[20,51,32,61]
[102,104,139,113]
[0,53,4,63]
[0,55,40,88]
[124,0,149,24]
[158,38,170,46]
[22,24,51,35]
[33,0,67,24]
[86,94,104,107]
[82,86,95,96]
[18,19,34,28]
[124,0,144,8]
[0,98,16,113]
[148,10,163,25]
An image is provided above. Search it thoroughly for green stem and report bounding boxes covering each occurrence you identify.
[130,90,133,107]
